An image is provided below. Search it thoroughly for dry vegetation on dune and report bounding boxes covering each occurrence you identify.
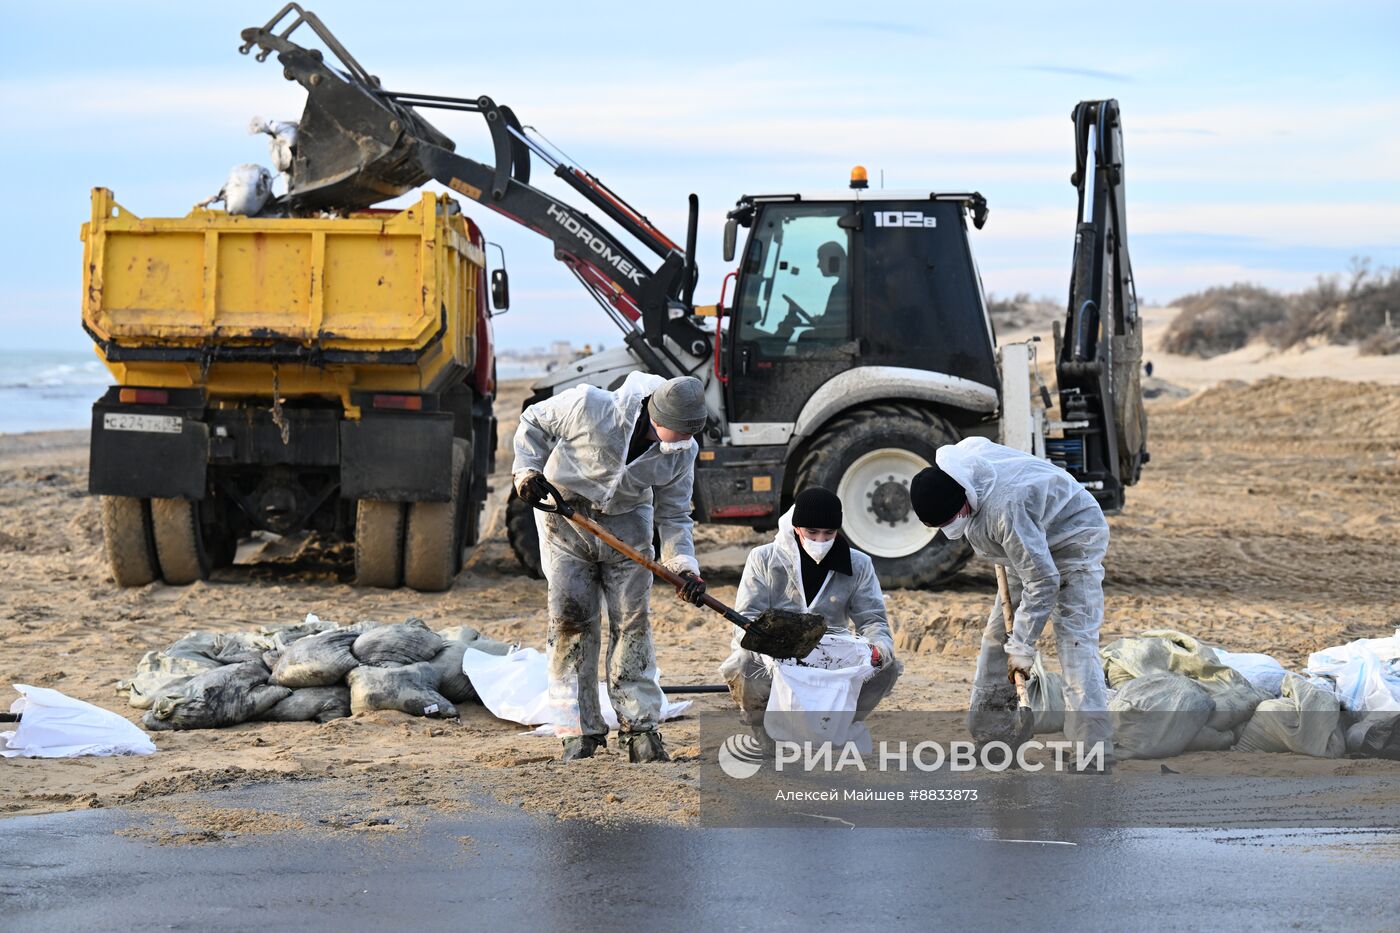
[1163,262,1400,358]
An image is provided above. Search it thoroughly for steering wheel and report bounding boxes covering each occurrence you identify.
[780,294,814,324]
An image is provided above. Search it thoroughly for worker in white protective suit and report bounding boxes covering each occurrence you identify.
[910,438,1113,769]
[719,487,901,731]
[513,373,708,763]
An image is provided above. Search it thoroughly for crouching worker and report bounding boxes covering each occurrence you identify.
[719,487,901,730]
[513,373,709,763]
[909,437,1113,769]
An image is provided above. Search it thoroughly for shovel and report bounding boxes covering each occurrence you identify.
[527,478,825,660]
[996,564,1036,746]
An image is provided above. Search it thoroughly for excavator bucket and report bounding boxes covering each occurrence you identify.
[239,5,454,212]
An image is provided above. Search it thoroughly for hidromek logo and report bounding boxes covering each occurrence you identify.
[546,204,645,284]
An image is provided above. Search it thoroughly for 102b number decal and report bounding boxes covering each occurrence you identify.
[873,211,937,228]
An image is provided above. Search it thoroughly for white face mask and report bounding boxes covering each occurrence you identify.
[940,512,971,539]
[658,439,691,454]
[800,536,836,563]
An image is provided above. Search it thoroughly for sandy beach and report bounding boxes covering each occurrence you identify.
[2,327,1398,832]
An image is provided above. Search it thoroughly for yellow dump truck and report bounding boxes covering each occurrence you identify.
[82,188,504,591]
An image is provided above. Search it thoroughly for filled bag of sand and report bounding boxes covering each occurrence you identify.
[1109,672,1215,760]
[1102,630,1266,731]
[428,642,478,704]
[1345,711,1400,760]
[3,685,156,758]
[352,619,444,667]
[1234,673,1347,758]
[347,662,456,718]
[270,629,359,688]
[436,624,515,656]
[143,662,290,732]
[259,686,351,723]
[1026,654,1067,735]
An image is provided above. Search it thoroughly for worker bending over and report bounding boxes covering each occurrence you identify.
[514,373,708,763]
[720,487,900,727]
[910,437,1112,768]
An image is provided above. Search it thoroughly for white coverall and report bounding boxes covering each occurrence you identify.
[938,437,1112,755]
[513,372,699,739]
[719,509,901,723]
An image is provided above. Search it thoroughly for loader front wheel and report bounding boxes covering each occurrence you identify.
[404,440,467,592]
[794,403,972,589]
[151,497,211,585]
[355,499,405,588]
[100,496,158,587]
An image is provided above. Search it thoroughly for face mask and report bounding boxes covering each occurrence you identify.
[658,439,691,454]
[940,512,971,540]
[800,536,836,563]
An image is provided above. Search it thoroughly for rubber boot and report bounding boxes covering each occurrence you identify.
[620,730,669,763]
[561,734,606,762]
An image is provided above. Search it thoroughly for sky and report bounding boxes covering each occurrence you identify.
[2,0,1397,352]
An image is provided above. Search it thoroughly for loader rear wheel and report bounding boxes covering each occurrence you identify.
[100,496,158,587]
[794,403,972,589]
[505,490,543,579]
[151,497,211,585]
[355,499,405,588]
[404,440,467,592]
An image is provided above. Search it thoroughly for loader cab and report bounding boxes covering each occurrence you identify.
[722,191,1000,432]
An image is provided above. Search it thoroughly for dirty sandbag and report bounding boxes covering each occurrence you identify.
[260,613,342,649]
[1234,673,1347,758]
[347,662,457,718]
[1214,648,1288,697]
[270,629,359,688]
[352,618,444,667]
[3,685,155,758]
[260,686,351,723]
[1025,654,1066,735]
[248,116,298,174]
[118,650,217,710]
[1110,672,1215,760]
[428,642,477,704]
[164,630,273,666]
[225,164,272,215]
[1345,712,1400,760]
[1102,630,1265,732]
[143,662,290,731]
[436,624,515,657]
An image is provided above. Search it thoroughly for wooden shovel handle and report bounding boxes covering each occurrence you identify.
[529,478,751,628]
[995,564,1031,700]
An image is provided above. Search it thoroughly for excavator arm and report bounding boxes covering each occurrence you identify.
[1051,98,1148,510]
[238,4,710,376]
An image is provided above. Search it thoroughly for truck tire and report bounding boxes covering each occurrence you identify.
[404,440,467,592]
[151,497,211,585]
[100,496,158,587]
[794,403,973,589]
[505,490,543,579]
[355,500,405,588]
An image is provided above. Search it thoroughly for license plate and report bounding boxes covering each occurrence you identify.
[103,413,184,435]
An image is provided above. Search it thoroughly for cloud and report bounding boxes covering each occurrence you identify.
[1027,65,1134,82]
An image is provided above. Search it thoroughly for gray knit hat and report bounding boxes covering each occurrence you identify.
[648,376,707,435]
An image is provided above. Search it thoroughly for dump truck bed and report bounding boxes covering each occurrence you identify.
[82,189,484,402]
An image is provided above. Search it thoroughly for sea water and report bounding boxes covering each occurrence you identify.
[0,349,109,434]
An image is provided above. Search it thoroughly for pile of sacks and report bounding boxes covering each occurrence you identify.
[120,615,512,731]
[1023,627,1400,760]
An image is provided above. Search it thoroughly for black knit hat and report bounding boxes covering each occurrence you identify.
[909,466,967,526]
[792,487,843,530]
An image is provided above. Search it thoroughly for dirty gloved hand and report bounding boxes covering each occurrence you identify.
[1006,645,1035,684]
[514,470,548,505]
[675,570,706,606]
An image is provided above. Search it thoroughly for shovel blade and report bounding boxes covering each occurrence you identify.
[740,609,826,660]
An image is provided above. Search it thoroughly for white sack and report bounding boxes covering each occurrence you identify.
[2,685,155,758]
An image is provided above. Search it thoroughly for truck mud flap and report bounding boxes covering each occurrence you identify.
[89,397,209,500]
[341,413,454,502]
